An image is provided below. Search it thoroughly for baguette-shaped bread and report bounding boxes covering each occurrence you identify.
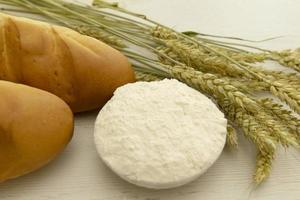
[0,13,135,112]
[0,80,74,183]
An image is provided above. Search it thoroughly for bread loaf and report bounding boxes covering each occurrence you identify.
[0,13,135,113]
[0,80,74,183]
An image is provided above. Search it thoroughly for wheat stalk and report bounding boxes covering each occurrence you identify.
[152,27,300,115]
[226,124,238,149]
[72,24,126,48]
[260,98,300,136]
[254,151,274,184]
[270,49,300,72]
[134,71,164,82]
[254,111,299,147]
[270,82,300,115]
[163,39,243,76]
[220,98,276,155]
[220,78,269,92]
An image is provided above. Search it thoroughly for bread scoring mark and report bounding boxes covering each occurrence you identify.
[0,17,23,83]
[50,26,78,108]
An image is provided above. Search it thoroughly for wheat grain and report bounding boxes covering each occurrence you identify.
[254,111,299,148]
[222,78,269,92]
[270,82,300,115]
[270,49,300,72]
[164,39,244,76]
[134,71,164,82]
[168,65,261,112]
[254,151,274,184]
[260,98,300,136]
[73,25,126,48]
[221,99,276,155]
[226,124,238,149]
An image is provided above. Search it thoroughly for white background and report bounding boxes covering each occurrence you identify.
[1,0,300,199]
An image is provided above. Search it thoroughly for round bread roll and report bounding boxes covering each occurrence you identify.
[94,79,227,189]
[0,13,135,113]
[0,81,74,183]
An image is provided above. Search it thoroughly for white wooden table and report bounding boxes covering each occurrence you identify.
[1,0,300,199]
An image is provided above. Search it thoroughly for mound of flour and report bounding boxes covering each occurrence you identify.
[94,79,227,189]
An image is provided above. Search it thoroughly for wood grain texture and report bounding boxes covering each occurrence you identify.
[1,0,300,199]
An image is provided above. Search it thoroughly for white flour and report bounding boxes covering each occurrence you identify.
[94,79,227,189]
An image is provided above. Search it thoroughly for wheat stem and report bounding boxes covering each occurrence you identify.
[226,124,238,149]
[254,151,274,184]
